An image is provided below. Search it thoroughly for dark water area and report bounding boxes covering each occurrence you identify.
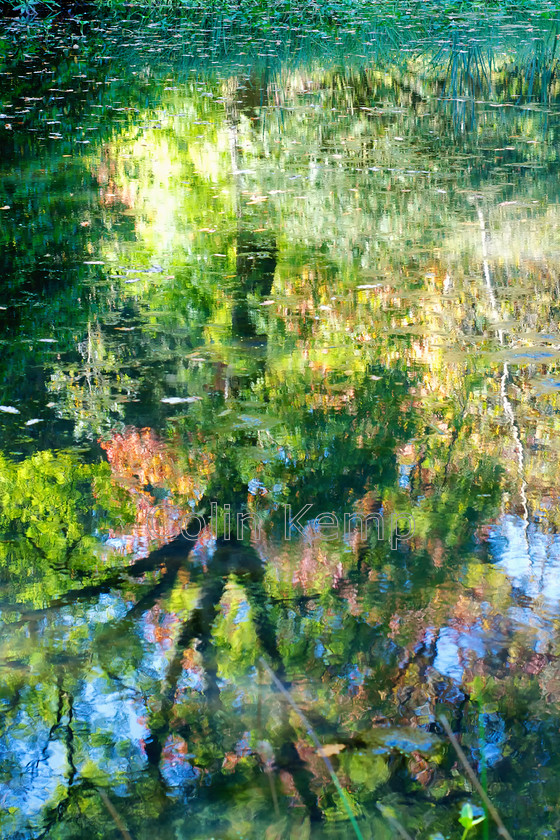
[1,8,560,838]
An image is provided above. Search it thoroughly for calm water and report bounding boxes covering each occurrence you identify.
[1,9,560,839]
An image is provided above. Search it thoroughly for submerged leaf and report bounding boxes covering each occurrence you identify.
[320,744,346,757]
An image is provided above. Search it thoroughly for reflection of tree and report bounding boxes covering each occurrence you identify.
[47,320,139,441]
[0,410,516,838]
[5,18,560,840]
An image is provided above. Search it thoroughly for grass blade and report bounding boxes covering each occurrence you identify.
[439,714,514,840]
[259,656,364,840]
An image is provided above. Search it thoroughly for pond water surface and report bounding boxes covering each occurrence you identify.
[1,10,560,839]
